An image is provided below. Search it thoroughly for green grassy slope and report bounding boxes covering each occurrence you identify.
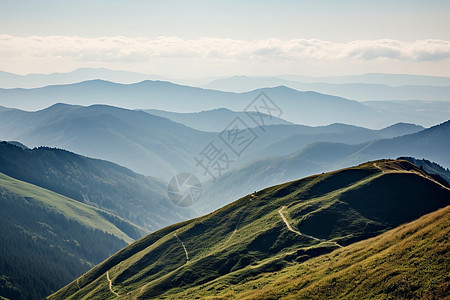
[48,159,450,299]
[172,204,450,299]
[0,172,141,299]
[0,172,139,243]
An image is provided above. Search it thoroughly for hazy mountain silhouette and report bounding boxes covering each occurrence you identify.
[0,80,389,127]
[0,79,238,112]
[0,103,216,179]
[144,108,293,132]
[0,68,165,89]
[203,75,450,102]
[279,73,450,86]
[1,79,447,127]
[258,122,424,157]
[362,100,450,127]
[0,104,425,180]
[3,68,449,90]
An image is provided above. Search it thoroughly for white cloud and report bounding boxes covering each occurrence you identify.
[1,35,450,64]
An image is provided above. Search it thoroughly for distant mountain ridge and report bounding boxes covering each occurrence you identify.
[279,73,450,86]
[203,75,450,101]
[258,122,424,157]
[143,108,293,132]
[0,78,447,127]
[361,100,450,128]
[2,68,450,89]
[0,103,216,179]
[0,68,165,89]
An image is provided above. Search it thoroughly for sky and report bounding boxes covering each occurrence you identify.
[1,0,449,78]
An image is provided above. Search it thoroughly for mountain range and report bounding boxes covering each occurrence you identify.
[203,75,450,101]
[1,79,448,128]
[0,104,426,180]
[0,72,449,299]
[0,104,215,179]
[0,68,165,89]
[1,102,447,216]
[3,68,450,88]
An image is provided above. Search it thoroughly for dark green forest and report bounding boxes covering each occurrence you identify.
[399,156,450,187]
[0,187,127,299]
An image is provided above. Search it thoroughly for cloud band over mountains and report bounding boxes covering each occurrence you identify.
[1,35,449,63]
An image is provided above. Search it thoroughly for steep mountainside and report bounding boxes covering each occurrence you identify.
[48,159,450,299]
[0,142,194,231]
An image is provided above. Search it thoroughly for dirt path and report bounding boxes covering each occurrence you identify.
[175,233,189,263]
[139,233,190,294]
[373,162,386,173]
[106,271,120,297]
[219,209,247,250]
[220,229,237,250]
[278,206,342,248]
